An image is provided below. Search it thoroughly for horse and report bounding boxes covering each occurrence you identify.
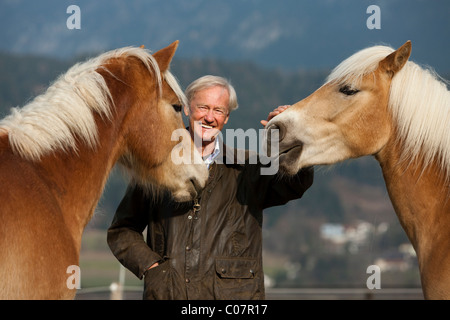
[266,41,450,299]
[0,41,208,299]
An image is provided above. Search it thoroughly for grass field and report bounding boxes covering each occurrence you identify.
[79,229,142,289]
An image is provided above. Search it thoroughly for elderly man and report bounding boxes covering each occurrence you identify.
[107,75,313,299]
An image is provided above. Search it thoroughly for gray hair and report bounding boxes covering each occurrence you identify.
[185,75,238,113]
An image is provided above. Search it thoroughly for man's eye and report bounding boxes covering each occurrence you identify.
[172,104,182,112]
[339,85,360,96]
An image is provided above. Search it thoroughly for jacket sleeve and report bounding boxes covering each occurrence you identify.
[261,166,314,209]
[107,184,163,279]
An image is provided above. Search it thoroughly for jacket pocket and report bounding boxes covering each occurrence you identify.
[214,257,261,300]
[143,260,173,300]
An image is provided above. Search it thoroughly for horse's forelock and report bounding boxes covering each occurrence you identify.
[325,45,395,87]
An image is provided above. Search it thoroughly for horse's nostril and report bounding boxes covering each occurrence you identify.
[267,123,285,142]
[265,123,286,157]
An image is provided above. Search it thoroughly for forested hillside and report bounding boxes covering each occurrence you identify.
[2,51,440,288]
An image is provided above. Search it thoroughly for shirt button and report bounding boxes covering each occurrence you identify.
[188,215,192,220]
[185,278,190,283]
[186,246,191,251]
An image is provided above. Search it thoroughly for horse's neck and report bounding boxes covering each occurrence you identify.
[376,139,450,262]
[39,115,122,246]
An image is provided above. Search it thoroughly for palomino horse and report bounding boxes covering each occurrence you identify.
[267,41,449,299]
[0,41,208,299]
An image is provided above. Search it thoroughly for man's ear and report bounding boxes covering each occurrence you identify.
[379,40,412,78]
[183,104,190,117]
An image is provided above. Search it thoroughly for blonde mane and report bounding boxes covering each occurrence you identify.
[326,45,450,178]
[0,47,186,161]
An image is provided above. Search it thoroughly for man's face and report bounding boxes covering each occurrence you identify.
[185,85,230,144]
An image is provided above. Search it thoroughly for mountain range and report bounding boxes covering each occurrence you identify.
[1,0,449,73]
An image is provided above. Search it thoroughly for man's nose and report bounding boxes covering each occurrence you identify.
[204,109,215,122]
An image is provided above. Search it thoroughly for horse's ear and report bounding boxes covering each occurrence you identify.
[153,40,179,72]
[379,40,412,78]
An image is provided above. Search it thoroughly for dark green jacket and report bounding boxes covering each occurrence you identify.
[107,145,313,300]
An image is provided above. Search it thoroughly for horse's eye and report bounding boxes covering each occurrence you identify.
[339,85,360,96]
[172,104,182,112]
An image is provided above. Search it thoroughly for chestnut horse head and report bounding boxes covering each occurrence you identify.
[267,41,450,299]
[0,41,208,299]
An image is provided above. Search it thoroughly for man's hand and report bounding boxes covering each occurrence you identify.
[260,105,290,127]
[146,262,159,273]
